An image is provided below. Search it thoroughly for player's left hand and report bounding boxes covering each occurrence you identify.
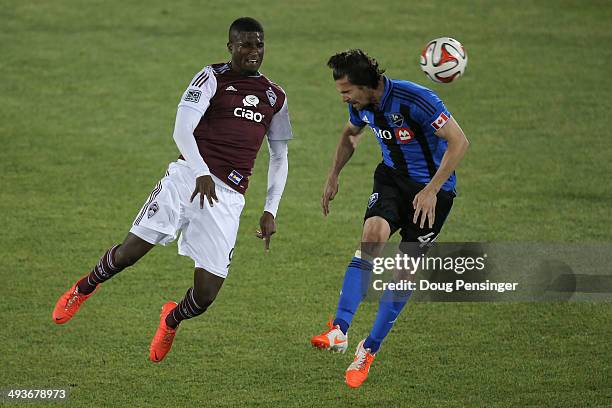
[412,186,437,229]
[256,211,276,252]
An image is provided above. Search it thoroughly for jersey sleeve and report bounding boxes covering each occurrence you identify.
[410,88,452,132]
[348,104,366,127]
[267,97,293,141]
[177,66,217,115]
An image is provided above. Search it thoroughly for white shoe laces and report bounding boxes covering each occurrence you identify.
[65,289,81,310]
[348,344,370,370]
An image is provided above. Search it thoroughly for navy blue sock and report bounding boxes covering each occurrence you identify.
[333,318,350,335]
[363,288,411,354]
[334,256,372,335]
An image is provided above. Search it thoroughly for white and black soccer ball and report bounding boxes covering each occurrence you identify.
[420,37,467,83]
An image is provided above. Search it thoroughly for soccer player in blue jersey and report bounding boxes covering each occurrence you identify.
[310,49,469,388]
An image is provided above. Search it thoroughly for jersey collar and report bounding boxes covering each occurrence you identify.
[227,61,262,77]
[377,76,393,111]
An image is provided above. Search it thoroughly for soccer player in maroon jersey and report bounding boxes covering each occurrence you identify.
[52,17,293,362]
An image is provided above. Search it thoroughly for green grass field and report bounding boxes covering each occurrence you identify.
[1,0,611,406]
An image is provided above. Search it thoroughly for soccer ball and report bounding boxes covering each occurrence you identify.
[420,37,467,83]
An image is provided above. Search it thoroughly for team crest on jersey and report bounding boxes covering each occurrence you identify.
[266,88,277,107]
[184,89,201,103]
[242,95,259,107]
[367,193,379,209]
[147,202,159,218]
[385,112,404,127]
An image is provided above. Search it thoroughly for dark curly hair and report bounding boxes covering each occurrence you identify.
[229,17,264,40]
[327,49,385,89]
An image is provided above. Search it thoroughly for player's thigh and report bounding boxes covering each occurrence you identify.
[399,189,454,243]
[130,162,190,246]
[179,181,245,279]
[363,164,403,236]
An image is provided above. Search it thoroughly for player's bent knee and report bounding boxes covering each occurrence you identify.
[113,233,155,267]
[114,245,146,268]
[362,216,391,243]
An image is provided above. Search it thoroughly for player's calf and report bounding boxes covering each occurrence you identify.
[52,244,123,324]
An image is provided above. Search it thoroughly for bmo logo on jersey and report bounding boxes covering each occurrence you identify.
[234,95,264,122]
[394,127,415,143]
[373,128,393,140]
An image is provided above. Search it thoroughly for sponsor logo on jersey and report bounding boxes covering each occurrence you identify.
[395,127,415,143]
[386,112,404,127]
[242,95,259,107]
[147,202,159,218]
[431,112,449,130]
[373,128,393,140]
[362,115,370,124]
[225,85,237,91]
[266,87,277,107]
[228,170,244,185]
[368,193,379,209]
[184,89,201,103]
[234,107,264,123]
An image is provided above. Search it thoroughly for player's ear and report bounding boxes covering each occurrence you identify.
[227,42,232,53]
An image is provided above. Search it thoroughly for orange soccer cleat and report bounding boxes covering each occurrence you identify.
[345,339,376,388]
[149,301,179,363]
[52,277,98,324]
[310,318,348,353]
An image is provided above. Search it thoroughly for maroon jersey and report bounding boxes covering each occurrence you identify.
[177,63,292,193]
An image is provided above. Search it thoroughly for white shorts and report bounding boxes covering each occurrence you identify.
[130,160,245,278]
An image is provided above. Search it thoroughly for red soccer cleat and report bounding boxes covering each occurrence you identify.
[52,277,99,324]
[149,301,178,363]
[345,339,376,388]
[310,318,348,353]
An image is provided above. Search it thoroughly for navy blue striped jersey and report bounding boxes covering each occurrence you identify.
[348,76,455,192]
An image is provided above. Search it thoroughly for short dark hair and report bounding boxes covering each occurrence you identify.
[327,49,385,89]
[229,17,264,40]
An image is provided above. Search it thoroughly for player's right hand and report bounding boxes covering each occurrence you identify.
[321,175,339,216]
[190,175,218,208]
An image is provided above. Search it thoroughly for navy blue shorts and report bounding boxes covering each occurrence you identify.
[364,163,455,243]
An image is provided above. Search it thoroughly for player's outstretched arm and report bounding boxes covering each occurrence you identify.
[256,139,289,251]
[412,117,469,228]
[321,121,364,216]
